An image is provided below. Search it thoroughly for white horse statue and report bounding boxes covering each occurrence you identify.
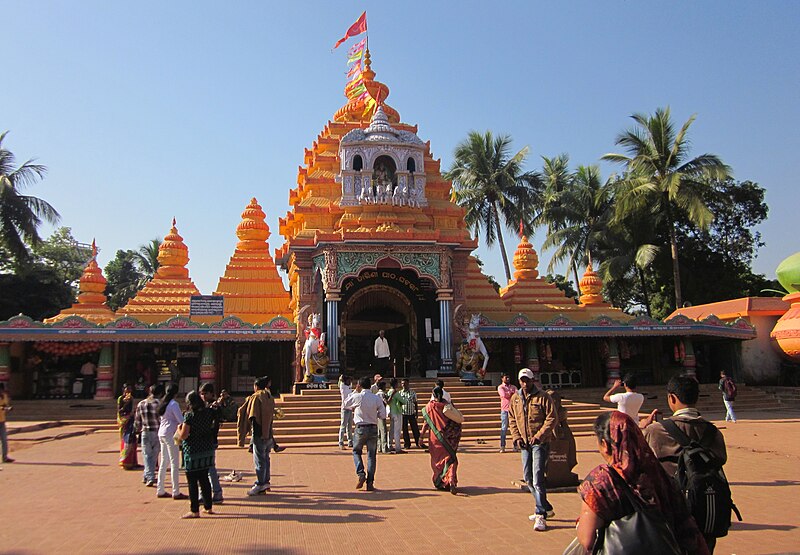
[392,183,407,206]
[359,180,374,204]
[301,313,328,383]
[456,313,490,379]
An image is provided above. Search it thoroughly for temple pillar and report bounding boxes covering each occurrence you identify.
[437,289,454,374]
[199,342,216,385]
[525,340,540,376]
[95,343,115,400]
[682,338,696,378]
[326,289,341,378]
[605,339,621,387]
[0,343,10,389]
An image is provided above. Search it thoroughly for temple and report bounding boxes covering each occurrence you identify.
[0,50,762,400]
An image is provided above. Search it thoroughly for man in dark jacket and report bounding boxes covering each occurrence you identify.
[508,368,558,532]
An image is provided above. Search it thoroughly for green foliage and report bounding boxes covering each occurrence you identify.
[32,227,92,294]
[544,274,578,302]
[105,249,146,310]
[0,131,59,265]
[0,263,74,321]
[603,107,731,309]
[133,237,161,281]
[473,255,501,292]
[446,131,542,282]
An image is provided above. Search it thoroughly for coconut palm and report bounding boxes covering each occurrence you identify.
[538,154,579,290]
[446,131,542,282]
[0,131,60,264]
[542,165,615,288]
[132,237,161,288]
[603,107,731,309]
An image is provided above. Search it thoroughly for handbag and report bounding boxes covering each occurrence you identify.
[593,469,682,555]
[173,424,184,446]
[563,537,588,555]
[442,403,464,424]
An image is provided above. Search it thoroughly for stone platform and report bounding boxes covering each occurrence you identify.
[1,409,799,554]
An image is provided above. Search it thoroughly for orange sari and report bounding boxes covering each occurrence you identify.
[422,400,461,491]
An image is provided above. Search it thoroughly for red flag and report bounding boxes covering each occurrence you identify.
[333,11,367,49]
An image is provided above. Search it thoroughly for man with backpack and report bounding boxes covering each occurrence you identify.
[643,375,735,553]
[719,371,738,423]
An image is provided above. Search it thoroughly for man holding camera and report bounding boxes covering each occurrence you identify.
[508,368,558,532]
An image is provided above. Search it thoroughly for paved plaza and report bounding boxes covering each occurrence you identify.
[1,410,799,555]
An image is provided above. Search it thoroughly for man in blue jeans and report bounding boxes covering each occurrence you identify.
[508,368,558,532]
[344,375,387,491]
[237,376,275,496]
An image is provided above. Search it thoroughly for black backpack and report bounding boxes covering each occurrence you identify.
[662,419,742,538]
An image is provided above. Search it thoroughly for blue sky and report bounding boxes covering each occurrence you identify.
[3,1,799,294]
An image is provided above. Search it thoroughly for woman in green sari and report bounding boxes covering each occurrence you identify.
[421,386,462,494]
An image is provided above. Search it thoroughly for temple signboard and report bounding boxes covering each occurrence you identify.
[190,295,224,316]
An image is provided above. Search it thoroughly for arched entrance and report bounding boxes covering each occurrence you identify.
[339,268,438,377]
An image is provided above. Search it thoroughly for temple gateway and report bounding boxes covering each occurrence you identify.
[0,52,755,400]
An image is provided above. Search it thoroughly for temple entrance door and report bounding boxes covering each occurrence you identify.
[341,284,418,377]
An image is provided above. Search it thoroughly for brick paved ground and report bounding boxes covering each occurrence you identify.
[1,410,799,555]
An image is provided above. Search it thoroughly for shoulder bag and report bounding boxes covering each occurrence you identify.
[593,469,683,555]
[442,403,464,424]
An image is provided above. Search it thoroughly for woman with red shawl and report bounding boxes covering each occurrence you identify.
[576,411,710,554]
[421,386,461,494]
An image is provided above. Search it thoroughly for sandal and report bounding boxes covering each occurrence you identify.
[181,512,200,519]
[203,509,215,515]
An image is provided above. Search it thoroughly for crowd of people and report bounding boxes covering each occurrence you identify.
[108,365,737,553]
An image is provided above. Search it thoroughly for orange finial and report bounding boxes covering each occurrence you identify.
[172,217,177,228]
[519,220,524,238]
[91,239,97,259]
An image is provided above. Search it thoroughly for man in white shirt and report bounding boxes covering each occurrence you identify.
[80,359,97,399]
[602,373,644,420]
[374,330,391,375]
[338,375,354,450]
[429,379,452,403]
[343,376,387,491]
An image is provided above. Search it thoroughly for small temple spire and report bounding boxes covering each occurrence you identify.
[578,262,610,307]
[119,219,201,321]
[45,239,116,324]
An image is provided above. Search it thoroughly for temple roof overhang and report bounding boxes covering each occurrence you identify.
[458,313,756,341]
[0,315,296,343]
[668,296,789,321]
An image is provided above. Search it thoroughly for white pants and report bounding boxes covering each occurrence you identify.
[157,436,182,496]
[390,413,403,452]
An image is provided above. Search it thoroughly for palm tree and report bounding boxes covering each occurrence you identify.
[542,165,615,288]
[133,238,161,285]
[446,131,542,282]
[538,154,578,290]
[597,208,659,316]
[0,131,60,264]
[603,107,731,309]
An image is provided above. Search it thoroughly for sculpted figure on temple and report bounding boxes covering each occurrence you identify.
[359,180,374,205]
[455,313,490,379]
[392,182,406,206]
[407,182,419,208]
[301,313,329,383]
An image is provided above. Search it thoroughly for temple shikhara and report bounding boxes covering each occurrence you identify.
[0,51,764,400]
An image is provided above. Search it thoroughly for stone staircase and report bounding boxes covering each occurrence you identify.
[759,386,800,409]
[268,378,606,447]
[7,381,791,448]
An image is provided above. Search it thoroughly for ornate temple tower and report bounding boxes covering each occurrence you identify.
[276,52,478,379]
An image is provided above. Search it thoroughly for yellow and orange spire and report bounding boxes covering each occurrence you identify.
[578,262,610,307]
[214,198,291,324]
[119,219,201,321]
[46,239,116,324]
[500,233,577,315]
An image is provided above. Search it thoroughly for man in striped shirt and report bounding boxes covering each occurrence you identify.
[134,383,164,487]
[399,379,426,449]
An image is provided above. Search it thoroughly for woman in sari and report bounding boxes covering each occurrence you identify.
[421,386,461,494]
[575,411,709,554]
[117,383,138,470]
